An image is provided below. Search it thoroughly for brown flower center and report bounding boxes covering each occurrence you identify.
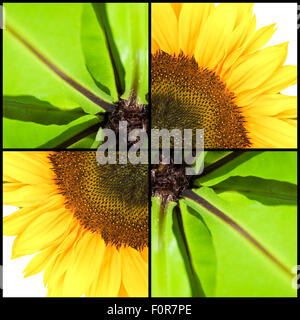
[151,51,251,148]
[49,151,148,250]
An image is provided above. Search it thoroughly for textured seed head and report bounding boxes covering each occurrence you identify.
[105,95,148,148]
[49,151,148,250]
[151,51,251,148]
[151,156,191,204]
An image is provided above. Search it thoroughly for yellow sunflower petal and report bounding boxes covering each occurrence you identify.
[43,221,80,287]
[236,65,297,106]
[233,3,254,27]
[3,182,26,192]
[3,183,57,207]
[194,3,237,70]
[246,116,297,148]
[46,273,65,297]
[44,245,73,290]
[243,94,297,117]
[3,195,64,236]
[171,3,182,19]
[262,65,297,94]
[23,246,58,277]
[243,23,277,55]
[178,3,214,56]
[62,231,106,297]
[3,152,53,184]
[11,208,72,258]
[223,3,255,55]
[141,247,148,263]
[219,9,255,78]
[120,246,148,297]
[118,281,129,297]
[87,246,121,297]
[277,109,297,119]
[152,3,179,54]
[4,207,37,236]
[55,219,81,253]
[226,44,288,93]
[151,38,159,54]
[281,119,297,126]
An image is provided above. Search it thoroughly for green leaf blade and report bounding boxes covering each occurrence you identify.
[184,187,297,297]
[197,151,297,186]
[151,198,192,297]
[179,200,217,297]
[3,95,86,125]
[80,4,118,101]
[106,3,148,103]
[4,3,114,115]
[3,115,100,148]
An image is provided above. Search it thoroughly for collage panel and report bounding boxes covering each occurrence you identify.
[3,2,148,149]
[2,2,149,298]
[2,1,298,304]
[151,3,297,149]
[3,151,148,297]
[151,151,298,297]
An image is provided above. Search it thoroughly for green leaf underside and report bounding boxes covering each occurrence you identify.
[80,4,118,99]
[4,4,115,114]
[204,151,232,166]
[3,115,100,148]
[3,3,121,148]
[179,201,217,297]
[68,132,98,149]
[183,188,296,297]
[151,198,191,297]
[4,3,149,148]
[197,151,297,186]
[152,152,297,297]
[105,3,148,103]
[213,176,297,203]
[151,197,217,297]
[3,96,86,125]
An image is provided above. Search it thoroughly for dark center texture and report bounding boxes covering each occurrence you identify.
[151,51,251,148]
[49,151,148,250]
[104,96,148,148]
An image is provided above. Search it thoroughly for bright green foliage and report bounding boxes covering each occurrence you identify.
[152,151,297,297]
[151,198,192,297]
[105,3,148,104]
[3,3,148,148]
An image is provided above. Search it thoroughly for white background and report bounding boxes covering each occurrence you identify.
[2,3,298,297]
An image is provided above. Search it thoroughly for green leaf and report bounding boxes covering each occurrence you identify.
[3,95,86,125]
[105,3,148,103]
[183,186,297,297]
[3,115,100,148]
[80,4,118,100]
[4,3,114,115]
[204,151,231,166]
[152,197,215,297]
[179,200,217,297]
[151,198,192,297]
[212,176,297,204]
[67,132,97,149]
[196,151,297,186]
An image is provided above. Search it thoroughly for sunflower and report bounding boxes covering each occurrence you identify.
[151,3,297,148]
[3,151,148,297]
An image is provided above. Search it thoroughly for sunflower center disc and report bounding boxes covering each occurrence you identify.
[152,51,251,148]
[49,152,148,250]
[105,96,148,148]
[151,158,191,203]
